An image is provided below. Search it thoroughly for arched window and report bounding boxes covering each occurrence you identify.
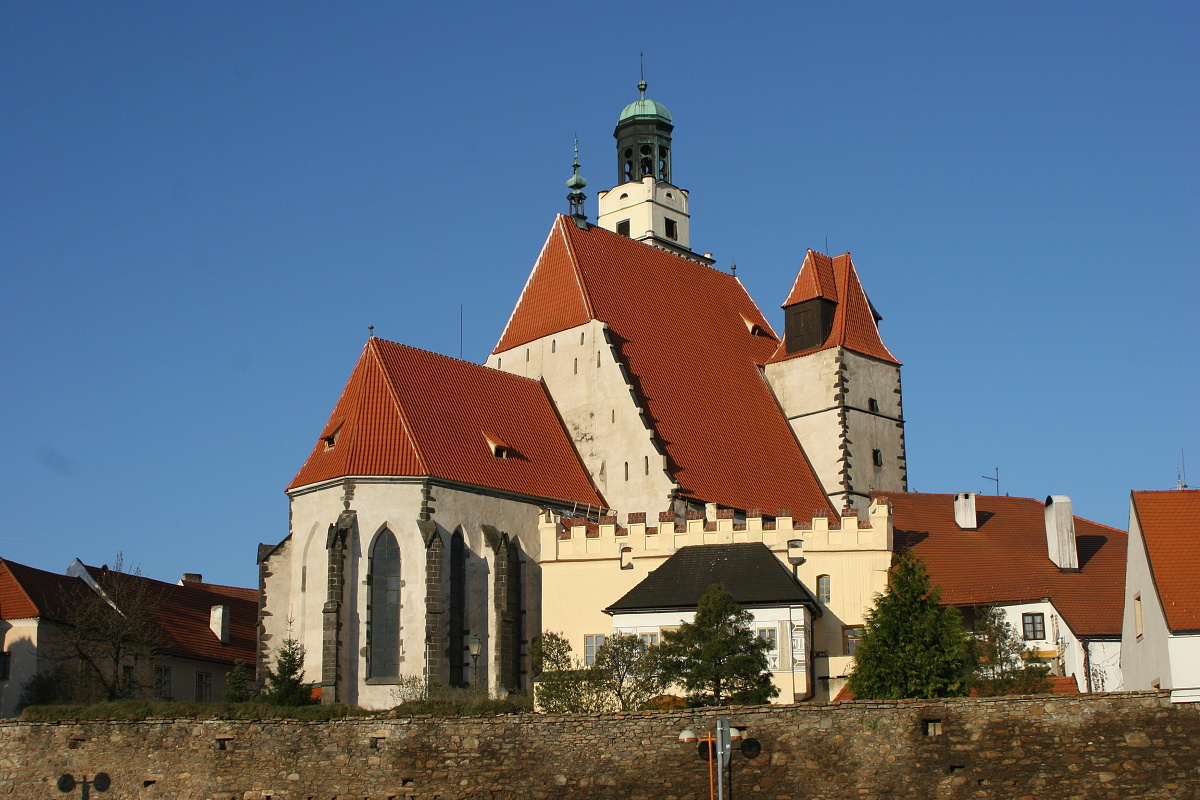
[448,529,468,687]
[369,529,402,678]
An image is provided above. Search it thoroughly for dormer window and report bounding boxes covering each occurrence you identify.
[321,420,344,450]
[484,433,516,459]
[741,313,771,337]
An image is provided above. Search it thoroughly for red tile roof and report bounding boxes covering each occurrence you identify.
[82,566,257,665]
[1,559,257,666]
[289,338,605,508]
[1131,489,1200,632]
[492,217,837,520]
[879,493,1127,638]
[768,250,899,365]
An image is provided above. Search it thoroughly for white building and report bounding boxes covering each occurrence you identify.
[1121,489,1200,702]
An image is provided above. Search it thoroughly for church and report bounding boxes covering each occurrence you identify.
[258,81,912,708]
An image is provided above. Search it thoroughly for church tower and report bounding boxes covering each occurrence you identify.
[596,81,708,263]
[763,251,907,513]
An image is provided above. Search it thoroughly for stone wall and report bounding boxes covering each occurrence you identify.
[0,692,1196,799]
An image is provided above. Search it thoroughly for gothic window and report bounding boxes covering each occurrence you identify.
[448,529,467,687]
[369,529,402,679]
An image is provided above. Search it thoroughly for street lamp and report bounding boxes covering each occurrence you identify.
[787,539,806,578]
[468,634,482,688]
[678,719,761,800]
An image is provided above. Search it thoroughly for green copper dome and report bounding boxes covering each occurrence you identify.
[618,80,672,123]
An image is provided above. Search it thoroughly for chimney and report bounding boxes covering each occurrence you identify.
[954,493,977,529]
[181,573,202,583]
[1044,495,1079,571]
[210,604,230,644]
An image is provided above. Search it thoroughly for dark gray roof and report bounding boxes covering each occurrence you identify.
[604,543,820,614]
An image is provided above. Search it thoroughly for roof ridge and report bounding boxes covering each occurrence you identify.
[367,338,430,475]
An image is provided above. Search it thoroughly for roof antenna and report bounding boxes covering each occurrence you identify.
[640,52,644,82]
[982,467,999,496]
[459,305,464,360]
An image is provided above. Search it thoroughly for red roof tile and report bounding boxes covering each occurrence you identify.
[1131,489,1200,632]
[83,566,257,665]
[1,559,257,666]
[880,493,1127,638]
[289,339,605,508]
[768,250,899,365]
[492,217,836,521]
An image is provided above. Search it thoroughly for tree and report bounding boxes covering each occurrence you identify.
[52,555,166,702]
[594,634,667,711]
[969,607,1051,696]
[262,637,316,706]
[657,583,778,706]
[529,631,608,713]
[223,659,259,703]
[847,552,972,700]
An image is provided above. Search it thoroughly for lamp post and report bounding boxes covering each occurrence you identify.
[468,634,482,689]
[678,719,761,800]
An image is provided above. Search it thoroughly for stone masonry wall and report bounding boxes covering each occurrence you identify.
[0,692,1197,799]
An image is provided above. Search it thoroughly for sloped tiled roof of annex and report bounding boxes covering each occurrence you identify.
[0,558,90,621]
[767,250,899,365]
[492,216,836,520]
[879,492,1127,638]
[1131,489,1200,632]
[81,565,257,665]
[605,543,819,613]
[289,338,605,509]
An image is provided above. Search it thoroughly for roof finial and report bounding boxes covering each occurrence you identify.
[566,138,588,225]
[639,53,647,98]
[730,259,737,276]
[368,324,374,339]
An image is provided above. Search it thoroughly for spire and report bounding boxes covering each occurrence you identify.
[566,139,588,225]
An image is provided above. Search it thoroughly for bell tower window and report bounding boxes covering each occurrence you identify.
[664,218,678,241]
[617,219,631,238]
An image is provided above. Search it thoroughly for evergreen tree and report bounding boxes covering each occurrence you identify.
[222,659,259,703]
[657,583,778,706]
[847,552,972,699]
[262,637,316,706]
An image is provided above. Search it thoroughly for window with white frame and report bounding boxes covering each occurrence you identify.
[1022,612,1045,640]
[842,626,863,656]
[584,634,606,665]
[758,627,779,669]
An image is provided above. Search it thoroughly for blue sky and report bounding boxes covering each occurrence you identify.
[2,2,1196,588]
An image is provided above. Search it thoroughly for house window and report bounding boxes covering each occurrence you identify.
[872,449,884,467]
[757,628,777,648]
[664,218,678,240]
[1022,613,1045,640]
[369,529,403,679]
[122,664,134,693]
[0,652,10,680]
[194,671,213,702]
[1134,594,1144,640]
[153,665,173,700]
[924,719,944,736]
[639,632,659,647]
[617,219,631,237]
[817,575,831,604]
[584,634,606,665]
[842,626,863,656]
[868,397,880,413]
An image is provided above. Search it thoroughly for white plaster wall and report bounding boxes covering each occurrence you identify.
[1166,636,1200,701]
[276,479,547,710]
[764,348,905,512]
[609,605,814,703]
[1121,505,1174,691]
[0,618,39,717]
[596,177,691,250]
[488,319,677,519]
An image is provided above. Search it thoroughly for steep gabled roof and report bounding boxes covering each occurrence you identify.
[768,250,899,365]
[289,338,605,508]
[605,543,819,613]
[881,493,1127,638]
[493,217,836,520]
[1131,489,1200,632]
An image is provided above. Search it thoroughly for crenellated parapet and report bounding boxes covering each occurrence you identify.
[539,498,893,562]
